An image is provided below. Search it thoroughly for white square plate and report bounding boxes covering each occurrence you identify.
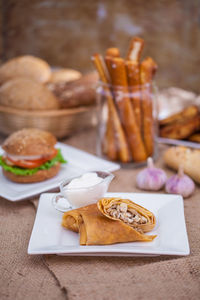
[28,192,190,256]
[0,143,120,201]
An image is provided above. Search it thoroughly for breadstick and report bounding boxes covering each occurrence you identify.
[105,48,120,58]
[126,60,141,129]
[140,57,157,156]
[109,57,147,162]
[105,47,120,76]
[103,110,119,160]
[91,53,130,162]
[92,54,117,160]
[126,37,144,61]
[126,37,144,130]
[99,60,117,160]
[104,48,120,160]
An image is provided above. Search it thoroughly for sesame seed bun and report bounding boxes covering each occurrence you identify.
[0,78,59,110]
[2,162,60,183]
[0,55,51,85]
[2,128,57,156]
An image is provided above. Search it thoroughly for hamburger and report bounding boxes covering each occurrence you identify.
[0,128,66,183]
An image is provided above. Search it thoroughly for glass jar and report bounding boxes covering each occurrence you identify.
[96,82,158,167]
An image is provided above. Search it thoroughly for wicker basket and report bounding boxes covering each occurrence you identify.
[0,105,97,139]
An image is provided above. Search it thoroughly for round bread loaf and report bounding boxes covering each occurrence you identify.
[49,68,82,83]
[163,146,200,184]
[3,162,60,183]
[0,78,59,110]
[0,55,51,84]
[2,128,57,156]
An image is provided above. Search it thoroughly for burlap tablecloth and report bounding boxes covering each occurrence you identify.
[1,129,200,300]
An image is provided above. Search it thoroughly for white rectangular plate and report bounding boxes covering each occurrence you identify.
[0,142,120,201]
[28,192,190,257]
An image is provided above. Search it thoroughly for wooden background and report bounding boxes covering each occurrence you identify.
[0,0,200,92]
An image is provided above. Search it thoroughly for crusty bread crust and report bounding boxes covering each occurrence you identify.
[2,128,57,156]
[3,162,60,183]
[49,68,82,83]
[163,146,200,184]
[0,78,59,110]
[0,55,51,84]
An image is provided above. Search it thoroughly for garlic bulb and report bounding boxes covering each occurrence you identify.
[165,165,195,198]
[136,157,167,191]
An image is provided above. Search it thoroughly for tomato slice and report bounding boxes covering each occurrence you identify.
[4,149,58,169]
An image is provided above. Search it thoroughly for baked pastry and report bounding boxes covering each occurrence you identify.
[160,115,200,139]
[188,133,200,143]
[0,128,66,183]
[62,198,156,245]
[0,78,59,110]
[163,146,200,184]
[159,105,199,126]
[49,68,82,83]
[0,55,51,85]
[49,71,98,108]
[159,105,200,141]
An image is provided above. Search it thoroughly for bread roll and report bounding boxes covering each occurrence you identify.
[0,78,59,110]
[49,71,98,108]
[2,128,57,156]
[49,68,82,83]
[0,55,51,84]
[163,146,200,184]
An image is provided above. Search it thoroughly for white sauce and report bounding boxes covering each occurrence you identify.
[56,196,71,210]
[67,172,102,188]
[61,172,107,208]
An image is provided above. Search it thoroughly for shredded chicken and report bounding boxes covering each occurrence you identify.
[106,203,147,232]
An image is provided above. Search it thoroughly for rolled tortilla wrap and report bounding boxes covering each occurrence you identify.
[97,197,156,233]
[62,202,156,245]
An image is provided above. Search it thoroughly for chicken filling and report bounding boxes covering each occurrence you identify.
[106,203,147,232]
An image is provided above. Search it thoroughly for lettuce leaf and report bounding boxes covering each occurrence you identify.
[0,149,67,176]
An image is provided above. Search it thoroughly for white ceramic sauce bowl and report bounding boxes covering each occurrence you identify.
[52,171,114,212]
